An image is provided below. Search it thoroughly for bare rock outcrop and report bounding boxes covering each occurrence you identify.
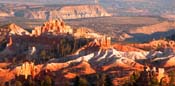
[0,11,11,17]
[24,5,111,20]
[129,39,175,52]
[58,5,111,19]
[0,24,30,51]
[32,19,73,36]
[8,24,30,35]
[0,23,30,36]
[74,27,99,38]
[113,44,145,52]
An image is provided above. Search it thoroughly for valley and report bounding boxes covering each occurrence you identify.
[0,1,175,86]
[0,17,175,86]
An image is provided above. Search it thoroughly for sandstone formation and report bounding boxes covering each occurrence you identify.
[32,19,73,36]
[23,5,111,20]
[129,39,175,52]
[0,11,11,17]
[74,27,102,38]
[0,45,145,85]
[58,5,111,19]
[160,57,175,67]
[17,62,35,79]
[0,4,111,20]
[75,36,112,55]
[0,24,30,51]
[1,37,175,85]
[113,44,145,52]
[9,24,30,35]
[95,36,111,48]
[1,17,175,86]
[0,23,30,36]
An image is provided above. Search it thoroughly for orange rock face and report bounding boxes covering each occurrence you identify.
[32,19,73,36]
[17,62,35,79]
[113,43,145,52]
[95,36,111,48]
[74,27,102,38]
[129,39,175,51]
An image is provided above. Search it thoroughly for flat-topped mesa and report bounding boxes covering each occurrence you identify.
[32,19,73,36]
[95,36,111,48]
[58,5,111,19]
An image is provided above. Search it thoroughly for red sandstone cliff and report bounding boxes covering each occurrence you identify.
[113,44,145,52]
[32,19,73,36]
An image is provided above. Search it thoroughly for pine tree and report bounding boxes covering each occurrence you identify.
[105,75,113,86]
[74,76,88,86]
[74,76,80,86]
[41,75,52,86]
[150,76,159,86]
[15,81,22,86]
[169,71,175,86]
[79,77,88,86]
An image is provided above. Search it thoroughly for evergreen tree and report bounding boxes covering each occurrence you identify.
[72,38,77,53]
[149,76,159,86]
[94,74,100,86]
[41,75,52,86]
[0,39,7,51]
[28,77,35,86]
[74,76,88,86]
[100,73,106,86]
[40,50,47,61]
[105,75,113,86]
[14,81,22,86]
[79,77,88,86]
[74,76,80,86]
[169,71,175,86]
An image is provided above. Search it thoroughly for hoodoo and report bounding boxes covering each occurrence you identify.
[32,19,73,36]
